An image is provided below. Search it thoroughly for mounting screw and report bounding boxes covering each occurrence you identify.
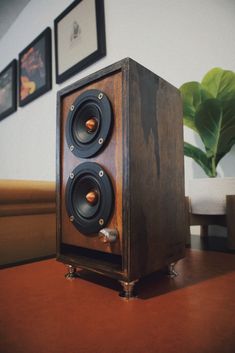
[99,170,104,177]
[99,218,104,226]
[70,145,74,151]
[70,173,74,179]
[98,93,103,100]
[98,138,104,145]
[70,105,75,111]
[70,216,74,222]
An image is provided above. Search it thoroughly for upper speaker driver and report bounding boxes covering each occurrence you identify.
[66,89,113,158]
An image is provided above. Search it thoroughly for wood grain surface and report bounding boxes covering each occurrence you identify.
[126,60,187,280]
[58,71,123,255]
[57,58,187,282]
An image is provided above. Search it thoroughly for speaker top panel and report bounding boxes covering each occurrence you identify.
[66,89,113,158]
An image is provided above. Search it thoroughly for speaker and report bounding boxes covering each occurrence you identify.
[56,58,187,297]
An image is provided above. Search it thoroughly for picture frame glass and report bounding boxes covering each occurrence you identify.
[57,0,98,76]
[0,66,13,115]
[20,36,47,102]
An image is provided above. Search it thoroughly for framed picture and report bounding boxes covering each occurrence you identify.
[0,60,17,121]
[54,0,106,84]
[19,27,52,107]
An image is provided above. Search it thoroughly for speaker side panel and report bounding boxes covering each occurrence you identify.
[128,60,187,280]
[59,71,123,256]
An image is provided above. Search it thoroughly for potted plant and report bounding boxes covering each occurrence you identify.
[180,67,235,214]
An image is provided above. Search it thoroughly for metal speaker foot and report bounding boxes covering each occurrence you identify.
[167,262,178,278]
[65,265,80,279]
[119,280,138,299]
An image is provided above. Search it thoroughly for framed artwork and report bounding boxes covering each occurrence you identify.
[19,27,52,107]
[54,0,106,84]
[0,60,17,121]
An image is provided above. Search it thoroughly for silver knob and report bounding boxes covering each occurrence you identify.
[98,228,118,244]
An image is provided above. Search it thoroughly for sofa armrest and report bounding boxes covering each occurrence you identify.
[0,179,56,217]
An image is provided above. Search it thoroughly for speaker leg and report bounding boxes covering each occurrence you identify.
[119,280,138,299]
[65,265,80,279]
[167,262,178,278]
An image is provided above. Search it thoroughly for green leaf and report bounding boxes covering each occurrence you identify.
[181,67,235,176]
[215,99,235,164]
[195,99,222,157]
[180,81,211,132]
[195,98,235,167]
[184,142,215,177]
[201,67,235,100]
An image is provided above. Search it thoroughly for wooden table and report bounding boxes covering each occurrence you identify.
[1,251,235,353]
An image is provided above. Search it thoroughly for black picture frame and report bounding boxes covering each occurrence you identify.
[19,27,52,107]
[0,60,17,122]
[54,0,106,84]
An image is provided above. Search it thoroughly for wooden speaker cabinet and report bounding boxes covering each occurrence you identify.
[56,58,187,298]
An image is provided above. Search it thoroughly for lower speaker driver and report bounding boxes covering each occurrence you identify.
[66,162,114,235]
[72,175,101,219]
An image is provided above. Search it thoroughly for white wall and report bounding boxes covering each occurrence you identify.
[0,0,235,184]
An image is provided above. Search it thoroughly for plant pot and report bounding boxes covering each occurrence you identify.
[188,177,235,215]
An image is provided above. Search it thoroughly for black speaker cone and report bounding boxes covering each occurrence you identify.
[72,175,101,219]
[72,103,100,144]
[66,90,113,158]
[66,162,114,235]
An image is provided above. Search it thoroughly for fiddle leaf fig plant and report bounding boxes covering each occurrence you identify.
[180,68,235,177]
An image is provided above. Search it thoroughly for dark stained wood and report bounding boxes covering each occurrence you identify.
[126,59,186,280]
[185,197,191,245]
[190,213,226,227]
[56,58,186,282]
[226,195,235,250]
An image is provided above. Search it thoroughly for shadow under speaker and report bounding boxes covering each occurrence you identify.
[56,58,188,296]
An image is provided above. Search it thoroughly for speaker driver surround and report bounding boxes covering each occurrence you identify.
[66,162,114,235]
[66,89,112,158]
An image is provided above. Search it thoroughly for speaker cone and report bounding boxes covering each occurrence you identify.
[72,104,100,144]
[72,175,100,219]
[66,90,112,158]
[66,162,114,235]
